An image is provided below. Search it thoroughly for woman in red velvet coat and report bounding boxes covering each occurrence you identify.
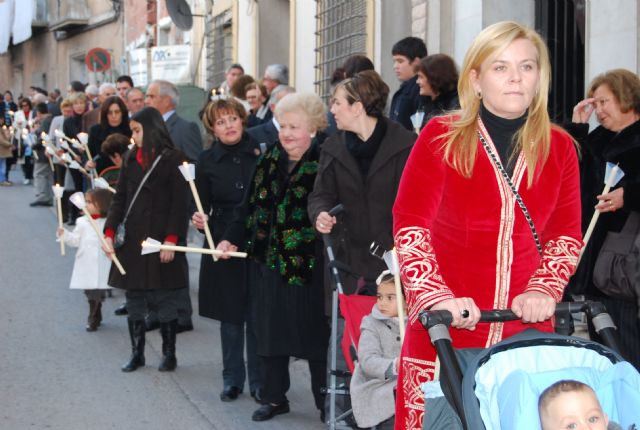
[392,21,583,429]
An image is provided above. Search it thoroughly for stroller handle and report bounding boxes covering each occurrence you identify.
[420,301,593,328]
[328,204,344,217]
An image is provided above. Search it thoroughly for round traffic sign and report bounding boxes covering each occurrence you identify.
[85,48,111,72]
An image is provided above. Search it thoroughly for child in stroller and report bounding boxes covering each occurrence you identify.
[538,380,624,430]
[350,271,404,429]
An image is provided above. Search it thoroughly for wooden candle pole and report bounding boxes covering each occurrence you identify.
[81,207,126,275]
[181,162,217,262]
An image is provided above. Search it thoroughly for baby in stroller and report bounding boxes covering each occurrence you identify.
[350,271,404,429]
[539,380,627,430]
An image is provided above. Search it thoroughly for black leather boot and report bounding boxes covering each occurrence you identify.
[158,320,177,372]
[122,319,145,372]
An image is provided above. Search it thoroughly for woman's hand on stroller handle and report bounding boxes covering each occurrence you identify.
[430,298,481,331]
[316,211,337,234]
[511,291,555,323]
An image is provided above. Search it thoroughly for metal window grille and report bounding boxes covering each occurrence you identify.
[206,9,233,90]
[535,0,586,124]
[315,0,367,103]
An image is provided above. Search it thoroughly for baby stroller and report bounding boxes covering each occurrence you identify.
[322,204,381,429]
[419,302,640,430]
[339,293,378,375]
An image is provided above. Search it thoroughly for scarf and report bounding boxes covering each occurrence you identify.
[245,141,320,286]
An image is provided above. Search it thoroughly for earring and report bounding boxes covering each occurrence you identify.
[475,91,482,99]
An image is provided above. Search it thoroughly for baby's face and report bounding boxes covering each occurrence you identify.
[541,390,608,430]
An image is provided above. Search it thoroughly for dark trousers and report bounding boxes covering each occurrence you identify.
[125,289,180,323]
[261,355,326,411]
[220,276,260,391]
[21,155,33,179]
[221,321,261,391]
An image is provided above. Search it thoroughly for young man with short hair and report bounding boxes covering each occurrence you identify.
[389,37,429,131]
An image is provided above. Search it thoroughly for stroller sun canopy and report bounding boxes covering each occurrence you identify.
[463,329,640,430]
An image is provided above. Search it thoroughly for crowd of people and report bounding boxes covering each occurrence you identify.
[2,20,640,430]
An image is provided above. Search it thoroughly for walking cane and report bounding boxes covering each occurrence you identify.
[322,204,346,430]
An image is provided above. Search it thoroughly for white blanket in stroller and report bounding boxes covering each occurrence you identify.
[474,345,640,429]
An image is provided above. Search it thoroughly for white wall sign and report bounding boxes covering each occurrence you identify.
[151,45,191,84]
[128,48,148,87]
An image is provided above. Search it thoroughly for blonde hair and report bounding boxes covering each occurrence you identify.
[275,92,328,132]
[68,92,87,104]
[442,21,553,187]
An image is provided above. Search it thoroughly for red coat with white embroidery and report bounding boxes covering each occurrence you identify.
[392,116,582,430]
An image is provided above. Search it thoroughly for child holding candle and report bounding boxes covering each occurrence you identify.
[350,271,404,430]
[57,188,113,331]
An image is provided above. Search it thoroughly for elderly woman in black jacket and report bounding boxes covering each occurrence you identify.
[566,68,640,370]
[103,107,189,373]
[191,98,262,402]
[217,93,330,422]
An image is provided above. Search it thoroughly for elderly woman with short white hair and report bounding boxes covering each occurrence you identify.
[217,92,330,423]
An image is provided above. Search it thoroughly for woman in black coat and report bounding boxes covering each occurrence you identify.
[191,98,262,402]
[217,93,330,422]
[85,96,131,175]
[565,69,640,369]
[103,107,190,373]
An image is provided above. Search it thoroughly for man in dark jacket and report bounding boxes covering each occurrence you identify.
[389,37,429,131]
[145,80,202,162]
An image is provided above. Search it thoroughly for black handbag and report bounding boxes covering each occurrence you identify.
[113,154,163,249]
[593,211,640,300]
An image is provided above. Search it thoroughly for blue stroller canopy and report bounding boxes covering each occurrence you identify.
[461,329,640,430]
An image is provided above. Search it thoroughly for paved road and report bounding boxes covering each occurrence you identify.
[0,171,326,430]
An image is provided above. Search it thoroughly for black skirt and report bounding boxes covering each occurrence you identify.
[252,262,329,360]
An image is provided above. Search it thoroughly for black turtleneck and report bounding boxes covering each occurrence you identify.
[345,117,387,178]
[479,103,527,176]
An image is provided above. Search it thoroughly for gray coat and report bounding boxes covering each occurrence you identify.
[350,305,402,428]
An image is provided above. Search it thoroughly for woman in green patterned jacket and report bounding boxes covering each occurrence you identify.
[218,92,330,423]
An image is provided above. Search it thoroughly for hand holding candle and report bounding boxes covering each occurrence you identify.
[52,184,65,256]
[179,162,217,261]
[578,163,625,264]
[141,238,247,258]
[69,192,126,275]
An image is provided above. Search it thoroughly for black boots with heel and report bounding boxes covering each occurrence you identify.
[122,319,145,372]
[158,319,177,372]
